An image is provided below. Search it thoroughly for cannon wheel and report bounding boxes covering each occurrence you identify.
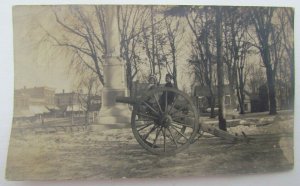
[131,87,200,155]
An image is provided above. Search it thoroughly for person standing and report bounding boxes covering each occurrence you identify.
[164,73,173,88]
[147,74,158,90]
[160,73,175,111]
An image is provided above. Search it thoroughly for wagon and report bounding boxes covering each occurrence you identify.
[116,87,247,155]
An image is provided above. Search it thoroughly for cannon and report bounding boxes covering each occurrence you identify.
[116,87,247,155]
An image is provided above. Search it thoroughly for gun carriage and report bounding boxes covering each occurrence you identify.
[116,87,247,155]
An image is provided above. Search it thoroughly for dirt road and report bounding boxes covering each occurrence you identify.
[6,115,293,180]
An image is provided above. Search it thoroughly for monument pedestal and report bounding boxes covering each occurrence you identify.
[98,57,131,125]
[98,6,131,126]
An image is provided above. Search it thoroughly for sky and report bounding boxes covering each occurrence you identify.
[13,6,75,93]
[11,4,287,95]
[12,5,198,94]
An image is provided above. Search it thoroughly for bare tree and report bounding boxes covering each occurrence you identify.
[162,16,185,88]
[278,8,294,109]
[235,46,251,114]
[222,7,252,114]
[215,7,227,131]
[117,5,145,95]
[186,6,218,118]
[139,6,168,83]
[251,7,278,115]
[270,11,287,110]
[48,6,108,87]
[247,62,266,95]
[76,74,101,125]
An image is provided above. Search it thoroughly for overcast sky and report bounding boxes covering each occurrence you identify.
[11,4,294,94]
[13,6,75,93]
[12,5,196,93]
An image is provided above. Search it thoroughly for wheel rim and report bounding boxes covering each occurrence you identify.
[131,87,199,155]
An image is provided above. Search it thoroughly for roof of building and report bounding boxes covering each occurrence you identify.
[15,86,56,92]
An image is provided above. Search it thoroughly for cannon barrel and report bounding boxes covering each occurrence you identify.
[115,96,138,105]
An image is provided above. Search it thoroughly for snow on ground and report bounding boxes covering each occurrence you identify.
[5,110,294,180]
[226,113,293,135]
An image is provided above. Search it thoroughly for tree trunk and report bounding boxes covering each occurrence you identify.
[236,86,245,114]
[266,66,277,115]
[252,8,277,115]
[228,74,237,109]
[210,96,216,118]
[202,125,247,142]
[172,54,178,88]
[216,7,227,131]
[237,66,245,114]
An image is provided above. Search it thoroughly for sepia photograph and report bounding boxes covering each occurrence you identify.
[5,3,295,182]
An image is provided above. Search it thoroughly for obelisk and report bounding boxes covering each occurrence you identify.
[99,5,131,124]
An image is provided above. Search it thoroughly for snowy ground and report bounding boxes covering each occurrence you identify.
[6,111,293,180]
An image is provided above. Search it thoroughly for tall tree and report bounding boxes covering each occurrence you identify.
[162,16,185,88]
[222,7,252,114]
[247,62,266,95]
[278,8,294,109]
[76,74,101,124]
[117,6,144,95]
[186,6,218,118]
[251,7,278,115]
[49,6,109,86]
[140,6,165,82]
[215,7,226,131]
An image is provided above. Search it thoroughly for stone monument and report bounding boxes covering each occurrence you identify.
[99,6,131,124]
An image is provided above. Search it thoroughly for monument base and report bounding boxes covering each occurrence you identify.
[98,87,131,125]
[98,103,131,125]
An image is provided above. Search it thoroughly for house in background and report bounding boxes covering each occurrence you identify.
[14,92,33,118]
[55,90,102,119]
[193,85,233,113]
[244,84,269,113]
[55,90,83,117]
[14,87,102,125]
[13,86,57,120]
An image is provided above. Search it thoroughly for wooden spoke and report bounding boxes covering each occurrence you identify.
[171,125,189,140]
[137,112,158,120]
[167,94,178,114]
[172,121,193,128]
[141,101,159,115]
[169,110,182,117]
[137,122,154,132]
[171,124,185,130]
[168,107,188,117]
[167,127,178,147]
[136,118,153,122]
[152,126,162,148]
[154,94,163,114]
[142,125,157,140]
